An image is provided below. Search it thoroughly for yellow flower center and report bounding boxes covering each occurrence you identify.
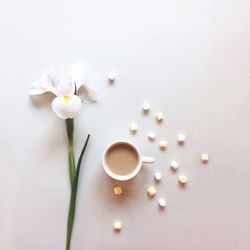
[64,96,70,104]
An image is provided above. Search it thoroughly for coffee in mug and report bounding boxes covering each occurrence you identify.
[103,140,154,181]
[105,142,139,176]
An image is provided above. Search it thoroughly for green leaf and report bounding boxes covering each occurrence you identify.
[66,134,90,250]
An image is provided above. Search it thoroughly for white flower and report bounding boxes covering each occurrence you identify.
[29,62,97,119]
[70,62,98,103]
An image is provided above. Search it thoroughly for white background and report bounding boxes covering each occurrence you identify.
[0,0,250,249]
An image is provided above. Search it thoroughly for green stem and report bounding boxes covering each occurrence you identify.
[66,119,75,187]
[68,142,75,187]
[66,134,90,250]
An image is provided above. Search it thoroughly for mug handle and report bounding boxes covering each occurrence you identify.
[142,156,154,163]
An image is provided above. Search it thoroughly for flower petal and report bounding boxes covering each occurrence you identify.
[78,84,98,103]
[43,64,61,88]
[70,62,87,91]
[56,83,75,96]
[51,95,82,119]
[29,77,57,96]
[40,74,58,94]
[29,80,47,95]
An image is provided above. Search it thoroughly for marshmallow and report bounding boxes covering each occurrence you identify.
[177,134,186,144]
[108,72,116,81]
[147,186,156,196]
[148,132,156,141]
[154,172,162,181]
[159,140,167,149]
[201,153,209,163]
[156,112,164,122]
[142,103,150,112]
[170,161,179,171]
[130,123,138,133]
[113,221,122,231]
[158,198,166,208]
[113,186,122,195]
[179,175,187,184]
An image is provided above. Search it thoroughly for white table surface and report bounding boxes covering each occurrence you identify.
[0,0,250,249]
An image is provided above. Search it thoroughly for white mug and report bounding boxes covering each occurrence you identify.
[102,140,154,181]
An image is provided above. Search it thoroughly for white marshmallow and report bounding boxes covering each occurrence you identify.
[142,103,150,112]
[113,221,122,231]
[201,153,209,163]
[130,123,138,133]
[148,132,156,141]
[159,140,167,149]
[179,175,187,184]
[154,172,162,181]
[108,72,116,81]
[158,198,166,208]
[156,112,164,122]
[177,134,186,144]
[147,186,156,196]
[170,161,179,171]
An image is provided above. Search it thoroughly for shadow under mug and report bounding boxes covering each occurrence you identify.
[102,140,154,181]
